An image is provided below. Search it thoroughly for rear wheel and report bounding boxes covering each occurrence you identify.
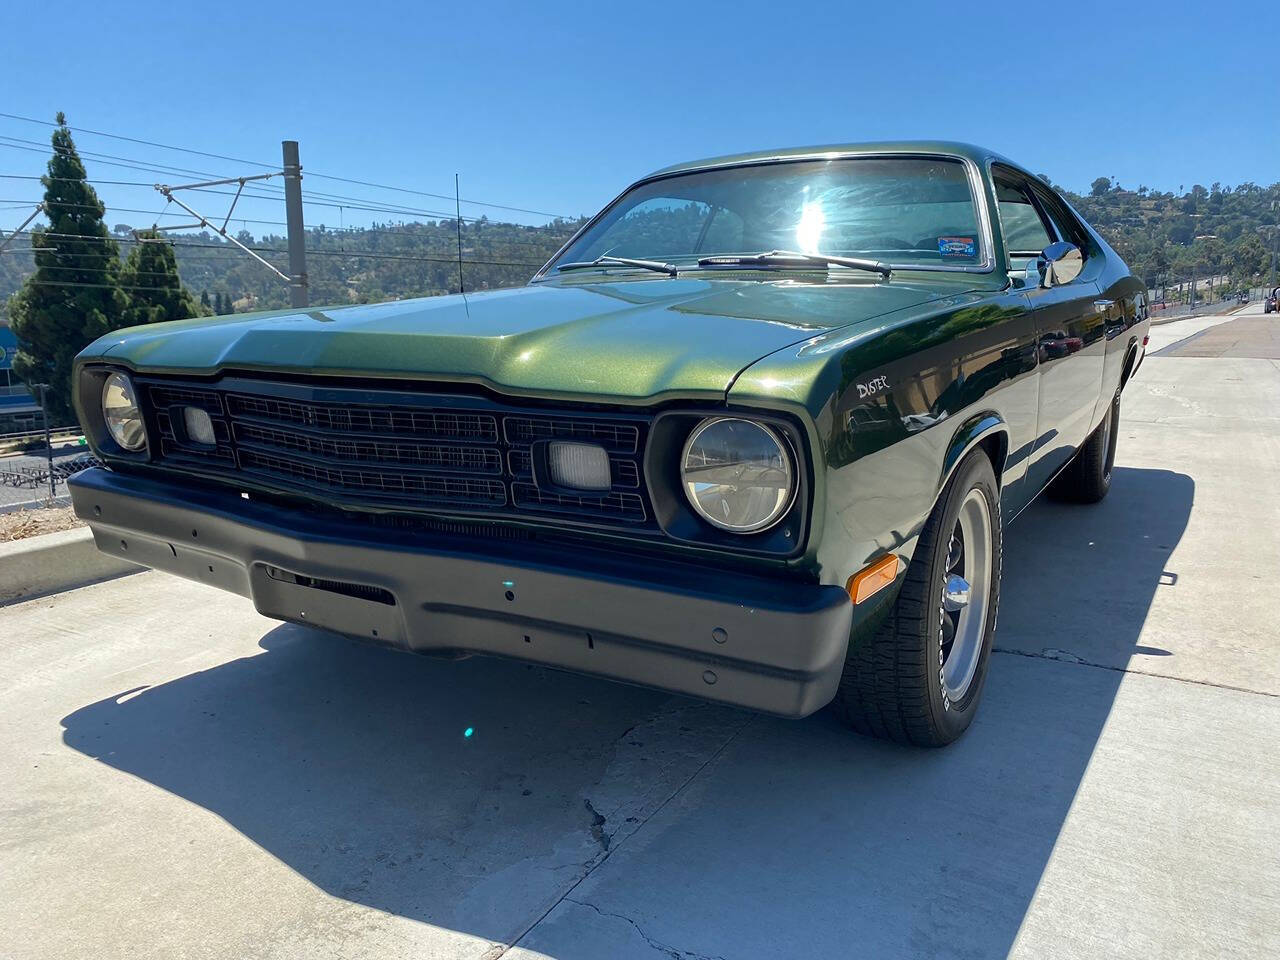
[1050,392,1120,504]
[830,449,1001,747]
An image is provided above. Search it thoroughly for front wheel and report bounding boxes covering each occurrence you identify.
[830,449,1002,747]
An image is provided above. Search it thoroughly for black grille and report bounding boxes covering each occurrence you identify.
[235,422,502,474]
[228,393,498,442]
[505,417,638,453]
[144,380,651,526]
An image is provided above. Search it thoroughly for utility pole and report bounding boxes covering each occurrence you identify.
[282,140,308,308]
[33,383,54,500]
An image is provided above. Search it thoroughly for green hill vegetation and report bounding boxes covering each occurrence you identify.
[6,177,1275,319]
[1062,175,1279,296]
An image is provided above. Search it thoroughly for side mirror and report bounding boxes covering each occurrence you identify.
[1038,241,1082,287]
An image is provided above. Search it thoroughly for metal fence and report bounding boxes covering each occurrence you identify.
[0,452,101,491]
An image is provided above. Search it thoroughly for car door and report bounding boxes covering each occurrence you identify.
[993,167,1106,496]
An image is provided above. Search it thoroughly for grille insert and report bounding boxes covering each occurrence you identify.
[144,380,651,526]
[239,449,508,506]
[235,422,502,474]
[228,393,499,443]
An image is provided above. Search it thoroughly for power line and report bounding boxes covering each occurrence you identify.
[1,248,271,263]
[0,111,276,170]
[32,262,232,280]
[0,134,228,181]
[15,277,223,294]
[2,230,546,267]
[1,190,576,248]
[0,148,571,225]
[0,114,575,218]
[302,170,570,219]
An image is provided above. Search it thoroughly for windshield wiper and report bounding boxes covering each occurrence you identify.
[556,255,678,277]
[697,250,891,278]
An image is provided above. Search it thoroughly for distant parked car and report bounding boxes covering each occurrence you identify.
[69,142,1149,747]
[1266,288,1278,313]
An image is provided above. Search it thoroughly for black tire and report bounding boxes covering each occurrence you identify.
[830,449,1002,747]
[1050,392,1120,504]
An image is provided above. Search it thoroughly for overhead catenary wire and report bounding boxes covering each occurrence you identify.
[0,113,575,218]
[0,194,576,251]
[3,231,546,267]
[0,118,575,289]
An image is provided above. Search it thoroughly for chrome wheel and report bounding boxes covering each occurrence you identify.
[938,488,993,705]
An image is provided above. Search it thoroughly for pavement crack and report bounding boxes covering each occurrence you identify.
[564,897,728,960]
[490,714,754,958]
[993,647,1278,698]
[582,797,611,852]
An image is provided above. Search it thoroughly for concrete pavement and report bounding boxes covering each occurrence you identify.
[0,307,1276,959]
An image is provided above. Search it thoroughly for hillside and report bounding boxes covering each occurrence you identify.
[1,216,585,316]
[1061,177,1280,293]
[3,178,1277,315]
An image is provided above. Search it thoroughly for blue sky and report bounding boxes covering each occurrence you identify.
[1,0,1275,234]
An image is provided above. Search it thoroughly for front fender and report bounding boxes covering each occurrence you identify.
[940,412,1009,494]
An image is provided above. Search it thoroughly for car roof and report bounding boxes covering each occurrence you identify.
[644,141,1020,180]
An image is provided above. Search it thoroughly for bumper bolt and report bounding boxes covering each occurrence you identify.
[711,627,728,644]
[702,670,717,685]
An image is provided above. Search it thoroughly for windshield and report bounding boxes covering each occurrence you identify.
[547,156,986,274]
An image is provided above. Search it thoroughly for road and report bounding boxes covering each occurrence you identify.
[1,305,1277,960]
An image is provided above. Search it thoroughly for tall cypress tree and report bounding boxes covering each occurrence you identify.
[120,230,201,325]
[8,112,126,421]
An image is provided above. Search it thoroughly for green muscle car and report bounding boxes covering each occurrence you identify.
[70,142,1148,746]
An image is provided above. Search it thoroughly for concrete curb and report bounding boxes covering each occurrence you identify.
[0,526,142,605]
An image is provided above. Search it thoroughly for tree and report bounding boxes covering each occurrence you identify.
[200,289,211,311]
[7,112,126,422]
[119,231,202,326]
[1090,176,1112,197]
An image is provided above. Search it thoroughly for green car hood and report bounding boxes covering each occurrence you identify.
[88,275,981,403]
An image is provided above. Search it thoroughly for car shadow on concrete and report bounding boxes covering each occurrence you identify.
[60,465,1193,959]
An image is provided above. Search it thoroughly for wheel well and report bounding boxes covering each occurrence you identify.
[1120,342,1139,389]
[975,432,1008,488]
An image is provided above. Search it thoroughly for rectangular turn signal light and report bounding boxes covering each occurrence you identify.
[846,554,900,604]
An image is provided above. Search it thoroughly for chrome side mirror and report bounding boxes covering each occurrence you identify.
[1038,241,1083,287]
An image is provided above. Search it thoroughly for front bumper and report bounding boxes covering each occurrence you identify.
[69,468,853,717]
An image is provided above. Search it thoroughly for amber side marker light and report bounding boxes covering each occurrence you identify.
[846,554,900,604]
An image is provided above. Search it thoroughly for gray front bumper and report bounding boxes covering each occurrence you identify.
[69,468,853,717]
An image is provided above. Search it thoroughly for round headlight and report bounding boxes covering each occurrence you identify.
[681,417,793,533]
[102,372,146,451]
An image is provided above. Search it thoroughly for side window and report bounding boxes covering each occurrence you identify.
[994,172,1055,257]
[1030,187,1090,257]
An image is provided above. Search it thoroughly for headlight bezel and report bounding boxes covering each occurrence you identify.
[101,372,147,452]
[679,416,795,533]
[75,365,151,459]
[644,408,811,557]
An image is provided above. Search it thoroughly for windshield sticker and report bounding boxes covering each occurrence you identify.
[938,236,977,259]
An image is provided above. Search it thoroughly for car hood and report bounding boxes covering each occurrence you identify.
[89,275,985,403]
